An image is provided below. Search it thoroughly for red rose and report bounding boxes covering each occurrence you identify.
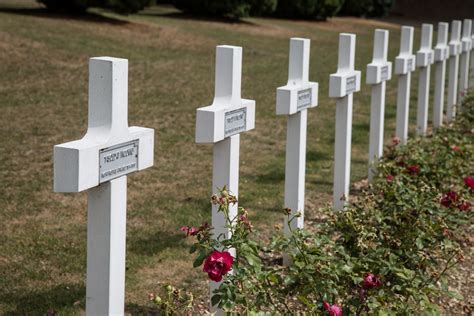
[203,250,233,282]
[407,165,420,174]
[440,191,458,207]
[323,302,342,316]
[386,175,394,183]
[464,177,474,190]
[392,137,401,146]
[362,273,382,289]
[458,201,471,211]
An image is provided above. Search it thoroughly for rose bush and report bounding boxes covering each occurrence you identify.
[151,95,473,314]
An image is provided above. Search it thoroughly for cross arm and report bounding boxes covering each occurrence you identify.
[329,33,361,98]
[276,38,318,115]
[367,29,392,85]
[461,19,472,53]
[416,24,434,68]
[434,22,450,62]
[395,26,416,75]
[449,20,462,56]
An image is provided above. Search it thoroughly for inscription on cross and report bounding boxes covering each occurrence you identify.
[276,38,318,255]
[433,22,450,129]
[195,45,255,314]
[329,33,361,211]
[54,57,154,316]
[366,29,392,181]
[447,20,462,121]
[395,26,416,145]
[416,24,434,136]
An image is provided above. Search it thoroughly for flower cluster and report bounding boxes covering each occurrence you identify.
[440,191,471,211]
[323,302,342,316]
[180,222,210,237]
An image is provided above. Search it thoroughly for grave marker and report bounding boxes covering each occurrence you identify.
[329,33,361,211]
[433,22,450,129]
[395,26,416,145]
[459,19,472,106]
[54,57,154,316]
[416,24,434,135]
[471,22,474,88]
[276,38,318,257]
[366,29,392,181]
[447,20,462,121]
[195,45,255,313]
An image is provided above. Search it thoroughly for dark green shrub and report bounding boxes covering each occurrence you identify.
[249,0,278,16]
[340,0,395,17]
[37,0,152,14]
[172,0,252,19]
[276,0,344,20]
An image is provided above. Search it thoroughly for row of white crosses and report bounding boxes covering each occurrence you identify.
[52,19,473,315]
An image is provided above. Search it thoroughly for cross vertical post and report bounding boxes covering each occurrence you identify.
[470,22,474,88]
[366,29,392,181]
[53,57,155,316]
[459,19,472,106]
[416,24,434,135]
[433,22,450,129]
[447,20,462,121]
[395,26,416,145]
[276,38,318,264]
[195,45,255,314]
[329,33,361,211]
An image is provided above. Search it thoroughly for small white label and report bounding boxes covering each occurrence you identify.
[297,88,312,110]
[346,76,356,93]
[407,59,413,71]
[427,53,433,64]
[99,140,139,183]
[224,108,246,137]
[381,66,389,81]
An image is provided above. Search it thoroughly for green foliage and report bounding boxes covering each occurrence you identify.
[172,95,474,313]
[275,0,345,20]
[37,0,152,14]
[172,0,253,20]
[248,0,278,16]
[339,0,395,17]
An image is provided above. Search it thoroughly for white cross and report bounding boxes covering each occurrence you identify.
[433,22,450,129]
[416,24,434,136]
[470,21,474,88]
[53,57,154,315]
[195,45,255,314]
[276,37,318,264]
[366,29,392,182]
[447,20,462,122]
[394,26,416,145]
[459,19,472,106]
[329,33,361,211]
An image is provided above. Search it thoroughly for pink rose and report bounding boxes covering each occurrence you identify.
[464,177,474,190]
[363,273,382,289]
[386,175,394,183]
[180,226,199,236]
[451,145,461,152]
[203,250,233,282]
[323,302,342,316]
[392,137,401,146]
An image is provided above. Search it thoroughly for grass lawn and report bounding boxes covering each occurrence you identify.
[0,1,432,314]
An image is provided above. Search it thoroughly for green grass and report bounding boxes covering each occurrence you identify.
[0,1,433,314]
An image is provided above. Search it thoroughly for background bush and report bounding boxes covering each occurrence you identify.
[339,0,394,17]
[37,0,152,14]
[172,0,253,19]
[275,0,344,20]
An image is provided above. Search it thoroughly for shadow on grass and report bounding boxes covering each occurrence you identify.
[0,7,128,25]
[128,230,187,257]
[0,283,85,316]
[139,10,257,26]
[126,303,160,316]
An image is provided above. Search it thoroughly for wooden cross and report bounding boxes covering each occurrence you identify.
[54,57,154,315]
[329,33,361,211]
[366,29,392,181]
[416,24,434,135]
[195,45,255,314]
[395,26,416,145]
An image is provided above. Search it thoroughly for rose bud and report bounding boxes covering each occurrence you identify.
[323,302,342,316]
[363,273,382,289]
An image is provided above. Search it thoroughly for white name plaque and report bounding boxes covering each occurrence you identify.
[297,88,312,110]
[99,139,139,183]
[381,65,389,81]
[224,108,247,137]
[346,76,357,93]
